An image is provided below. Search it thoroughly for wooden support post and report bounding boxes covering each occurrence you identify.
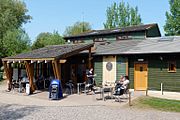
[53,60,63,90]
[52,61,57,79]
[3,61,12,90]
[161,83,163,95]
[54,60,61,80]
[126,58,129,76]
[146,89,148,96]
[129,92,132,106]
[88,48,92,69]
[24,61,35,93]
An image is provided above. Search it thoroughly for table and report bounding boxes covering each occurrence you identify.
[101,86,114,101]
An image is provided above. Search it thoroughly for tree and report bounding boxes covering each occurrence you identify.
[63,21,92,36]
[103,2,142,29]
[0,0,31,57]
[164,0,180,36]
[32,31,65,50]
[3,29,31,56]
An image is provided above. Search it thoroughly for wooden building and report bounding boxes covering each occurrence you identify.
[94,36,180,92]
[2,44,93,93]
[64,23,179,92]
[64,23,161,44]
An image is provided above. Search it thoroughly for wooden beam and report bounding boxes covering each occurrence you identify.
[3,61,12,90]
[88,47,92,69]
[52,61,57,79]
[2,58,54,62]
[54,60,61,80]
[24,61,35,93]
[126,58,129,76]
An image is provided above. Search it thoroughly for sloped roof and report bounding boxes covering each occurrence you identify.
[95,36,180,55]
[64,23,160,39]
[3,43,94,61]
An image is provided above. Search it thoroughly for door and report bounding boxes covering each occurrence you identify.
[103,56,116,84]
[134,63,148,90]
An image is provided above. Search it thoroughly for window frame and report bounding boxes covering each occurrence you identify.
[168,61,176,73]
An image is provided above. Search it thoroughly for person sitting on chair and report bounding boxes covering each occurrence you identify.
[121,76,129,90]
[115,75,124,90]
[114,75,129,95]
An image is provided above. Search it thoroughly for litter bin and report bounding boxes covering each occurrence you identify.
[49,79,63,100]
[26,82,30,95]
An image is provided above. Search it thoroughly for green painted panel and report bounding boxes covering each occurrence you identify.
[147,27,161,37]
[116,56,127,81]
[148,60,180,92]
[129,60,134,89]
[94,56,103,86]
[129,31,146,39]
[129,56,180,92]
[103,35,116,42]
[69,31,147,43]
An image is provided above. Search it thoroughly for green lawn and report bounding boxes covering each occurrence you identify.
[133,96,180,112]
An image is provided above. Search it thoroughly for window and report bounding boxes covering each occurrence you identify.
[73,40,84,44]
[94,38,104,42]
[116,35,128,40]
[168,61,176,72]
[140,66,143,72]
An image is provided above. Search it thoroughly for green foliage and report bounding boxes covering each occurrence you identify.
[2,29,31,56]
[32,31,65,50]
[0,0,31,57]
[104,2,142,29]
[164,0,180,36]
[63,21,92,36]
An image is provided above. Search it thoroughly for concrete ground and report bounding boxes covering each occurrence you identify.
[147,90,180,100]
[0,80,179,120]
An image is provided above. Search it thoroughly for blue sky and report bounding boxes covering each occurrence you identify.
[23,0,170,41]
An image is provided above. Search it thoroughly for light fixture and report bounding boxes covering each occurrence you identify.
[59,59,67,63]
[160,56,163,61]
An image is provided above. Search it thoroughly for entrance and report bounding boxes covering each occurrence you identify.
[103,56,116,84]
[134,63,148,90]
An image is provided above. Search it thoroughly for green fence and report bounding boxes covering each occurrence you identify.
[0,72,3,81]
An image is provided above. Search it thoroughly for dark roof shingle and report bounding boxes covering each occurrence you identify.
[3,43,93,61]
[95,36,180,55]
[64,23,160,39]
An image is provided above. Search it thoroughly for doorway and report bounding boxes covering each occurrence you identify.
[134,63,148,90]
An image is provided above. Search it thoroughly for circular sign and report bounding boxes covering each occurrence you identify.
[106,62,113,71]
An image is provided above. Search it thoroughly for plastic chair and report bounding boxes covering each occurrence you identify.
[113,83,130,102]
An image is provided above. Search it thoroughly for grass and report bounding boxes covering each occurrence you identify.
[133,96,180,112]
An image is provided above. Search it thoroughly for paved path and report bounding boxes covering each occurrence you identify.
[147,90,180,100]
[0,81,180,120]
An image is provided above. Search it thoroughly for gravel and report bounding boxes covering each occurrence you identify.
[0,81,179,120]
[0,103,180,120]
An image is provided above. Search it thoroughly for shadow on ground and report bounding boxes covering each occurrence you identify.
[0,104,40,120]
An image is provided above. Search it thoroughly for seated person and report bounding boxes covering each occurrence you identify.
[114,75,129,95]
[115,75,124,90]
[121,76,130,90]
